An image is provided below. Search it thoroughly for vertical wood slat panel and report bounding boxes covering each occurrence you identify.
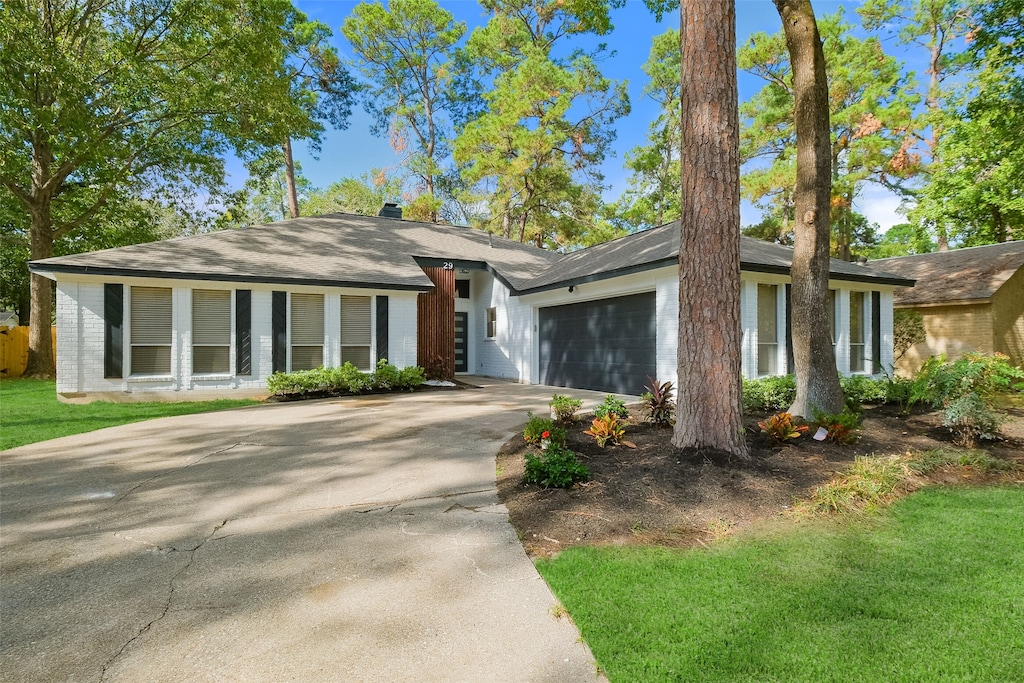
[417,267,455,379]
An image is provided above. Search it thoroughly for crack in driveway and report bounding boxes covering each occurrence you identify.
[98,519,229,682]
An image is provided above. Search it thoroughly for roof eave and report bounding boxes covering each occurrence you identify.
[26,262,433,292]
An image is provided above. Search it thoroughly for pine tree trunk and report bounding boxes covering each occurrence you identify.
[283,137,300,219]
[775,0,845,418]
[673,0,747,458]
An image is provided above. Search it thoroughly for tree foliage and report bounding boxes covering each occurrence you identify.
[739,9,919,259]
[0,0,324,376]
[453,0,629,249]
[343,0,466,222]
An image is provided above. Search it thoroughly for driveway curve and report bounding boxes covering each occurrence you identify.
[1,378,619,682]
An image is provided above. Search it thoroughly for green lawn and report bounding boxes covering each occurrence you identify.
[538,487,1024,682]
[0,378,261,450]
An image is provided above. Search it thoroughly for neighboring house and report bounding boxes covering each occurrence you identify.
[29,208,913,399]
[0,311,18,328]
[874,241,1024,374]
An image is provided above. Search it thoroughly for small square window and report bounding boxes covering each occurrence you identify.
[486,307,497,338]
[455,280,470,299]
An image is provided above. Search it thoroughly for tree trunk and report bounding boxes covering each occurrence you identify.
[283,137,300,219]
[673,0,747,458]
[24,208,56,378]
[775,0,845,418]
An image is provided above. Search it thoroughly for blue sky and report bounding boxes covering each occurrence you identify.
[253,0,922,230]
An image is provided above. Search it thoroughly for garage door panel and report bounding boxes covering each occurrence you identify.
[539,293,656,395]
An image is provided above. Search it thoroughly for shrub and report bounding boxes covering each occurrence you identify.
[266,361,425,398]
[758,413,808,442]
[883,373,915,415]
[549,394,583,422]
[642,377,675,425]
[584,414,636,448]
[742,375,796,412]
[913,352,1024,448]
[372,359,401,389]
[812,409,861,444]
[523,413,555,445]
[523,443,590,488]
[397,365,426,389]
[594,395,629,420]
[893,308,926,363]
[840,375,889,406]
[423,354,452,381]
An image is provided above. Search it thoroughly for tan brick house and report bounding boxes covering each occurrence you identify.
[874,241,1024,374]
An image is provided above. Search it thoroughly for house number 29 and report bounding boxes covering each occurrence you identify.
[442,262,454,270]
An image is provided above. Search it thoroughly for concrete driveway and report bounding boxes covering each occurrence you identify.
[1,378,619,682]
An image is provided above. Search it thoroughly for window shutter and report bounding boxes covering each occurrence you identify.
[272,291,287,373]
[130,287,172,344]
[291,294,324,345]
[236,290,251,375]
[785,284,793,374]
[104,284,123,378]
[192,290,230,345]
[871,291,881,374]
[375,295,389,363]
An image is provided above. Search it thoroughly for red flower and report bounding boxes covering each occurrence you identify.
[541,431,550,439]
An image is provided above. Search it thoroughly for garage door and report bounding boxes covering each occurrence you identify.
[539,292,656,395]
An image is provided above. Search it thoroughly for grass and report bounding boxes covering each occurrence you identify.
[538,487,1024,682]
[0,378,261,450]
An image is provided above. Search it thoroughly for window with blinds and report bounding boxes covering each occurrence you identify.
[291,293,324,371]
[130,286,172,374]
[193,289,231,374]
[757,284,778,376]
[341,295,372,369]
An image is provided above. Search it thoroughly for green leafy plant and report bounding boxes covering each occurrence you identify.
[742,375,797,412]
[594,395,629,420]
[549,394,583,422]
[584,414,636,448]
[893,308,926,363]
[265,361,425,398]
[812,409,861,444]
[912,352,1024,448]
[523,443,590,489]
[371,358,401,389]
[397,365,426,389]
[642,377,675,425]
[840,375,889,406]
[523,413,566,446]
[757,412,808,442]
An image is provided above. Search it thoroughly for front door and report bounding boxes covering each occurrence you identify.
[454,312,468,373]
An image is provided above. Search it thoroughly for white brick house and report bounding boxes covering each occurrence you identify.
[30,209,913,399]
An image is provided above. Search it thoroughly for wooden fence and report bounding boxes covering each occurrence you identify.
[0,326,57,378]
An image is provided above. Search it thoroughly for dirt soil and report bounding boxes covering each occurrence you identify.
[497,403,1024,557]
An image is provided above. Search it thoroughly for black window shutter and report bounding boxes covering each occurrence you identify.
[104,283,124,378]
[235,290,251,375]
[871,291,882,374]
[272,291,287,373]
[784,284,794,375]
[376,295,389,363]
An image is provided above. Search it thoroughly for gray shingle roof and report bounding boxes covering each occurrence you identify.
[30,213,561,292]
[873,241,1024,306]
[31,213,915,292]
[519,221,914,292]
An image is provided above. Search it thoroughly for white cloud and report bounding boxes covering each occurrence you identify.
[855,187,910,232]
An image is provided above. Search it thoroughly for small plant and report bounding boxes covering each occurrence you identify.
[812,409,861,444]
[840,375,889,405]
[642,377,675,425]
[549,394,583,422]
[594,395,629,420]
[397,365,426,389]
[742,375,797,413]
[913,352,1024,448]
[423,354,453,381]
[523,413,553,444]
[584,414,636,448]
[757,412,808,442]
[371,358,401,389]
[523,442,590,488]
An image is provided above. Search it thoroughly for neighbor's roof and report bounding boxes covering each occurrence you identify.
[31,212,915,292]
[873,241,1024,306]
[29,213,561,292]
[519,221,914,293]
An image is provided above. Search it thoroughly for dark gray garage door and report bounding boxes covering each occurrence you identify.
[539,292,656,395]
